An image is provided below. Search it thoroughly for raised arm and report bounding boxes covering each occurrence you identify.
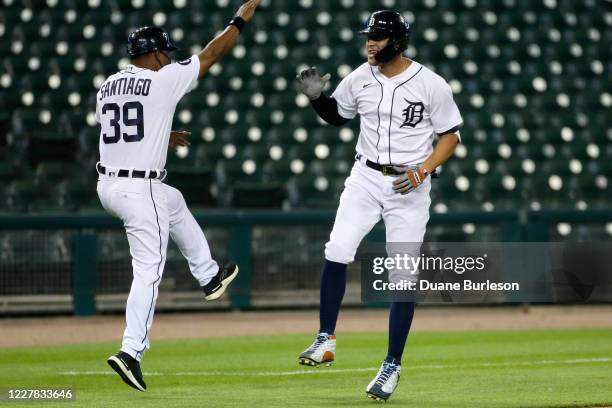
[310,95,351,127]
[197,0,261,79]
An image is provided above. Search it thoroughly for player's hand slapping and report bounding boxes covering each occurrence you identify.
[236,0,261,22]
[392,166,429,195]
[169,130,191,150]
[296,67,331,100]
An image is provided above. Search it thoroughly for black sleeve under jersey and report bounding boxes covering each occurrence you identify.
[310,94,351,127]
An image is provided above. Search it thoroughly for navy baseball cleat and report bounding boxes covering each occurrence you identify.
[202,264,239,301]
[366,358,401,402]
[107,351,146,392]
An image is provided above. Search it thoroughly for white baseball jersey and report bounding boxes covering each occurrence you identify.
[96,55,200,170]
[332,60,462,166]
[95,55,220,362]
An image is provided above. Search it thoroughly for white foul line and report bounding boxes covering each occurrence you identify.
[58,357,611,377]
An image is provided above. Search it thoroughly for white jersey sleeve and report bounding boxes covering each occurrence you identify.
[331,74,358,120]
[428,79,463,135]
[156,55,201,103]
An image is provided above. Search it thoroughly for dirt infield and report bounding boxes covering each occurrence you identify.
[1,305,611,348]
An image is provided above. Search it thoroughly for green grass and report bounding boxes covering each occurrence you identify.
[1,328,611,407]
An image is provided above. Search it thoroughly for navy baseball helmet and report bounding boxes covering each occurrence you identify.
[127,26,178,57]
[359,10,411,63]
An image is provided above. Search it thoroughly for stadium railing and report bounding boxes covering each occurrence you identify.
[1,209,609,315]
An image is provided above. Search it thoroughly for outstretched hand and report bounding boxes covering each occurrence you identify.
[169,130,191,150]
[296,67,331,100]
[236,0,261,23]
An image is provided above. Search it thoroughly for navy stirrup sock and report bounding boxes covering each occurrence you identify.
[387,301,415,364]
[318,260,347,334]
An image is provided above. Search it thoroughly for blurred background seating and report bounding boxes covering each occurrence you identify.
[0,0,609,213]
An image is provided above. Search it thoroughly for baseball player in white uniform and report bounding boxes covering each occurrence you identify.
[296,10,462,401]
[97,0,261,391]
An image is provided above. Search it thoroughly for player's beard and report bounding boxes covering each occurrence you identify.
[367,48,381,66]
[366,38,388,66]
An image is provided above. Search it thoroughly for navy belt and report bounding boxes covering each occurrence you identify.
[96,163,166,180]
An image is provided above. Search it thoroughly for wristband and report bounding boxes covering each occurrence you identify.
[228,16,246,32]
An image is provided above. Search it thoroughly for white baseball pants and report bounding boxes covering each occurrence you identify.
[325,160,431,266]
[97,176,218,361]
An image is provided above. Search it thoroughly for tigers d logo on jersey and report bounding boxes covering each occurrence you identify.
[400,99,424,128]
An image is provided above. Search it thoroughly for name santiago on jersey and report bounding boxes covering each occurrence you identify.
[97,55,201,170]
[99,77,152,101]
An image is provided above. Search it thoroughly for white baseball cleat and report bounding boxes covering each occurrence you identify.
[366,359,401,402]
[298,332,336,367]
